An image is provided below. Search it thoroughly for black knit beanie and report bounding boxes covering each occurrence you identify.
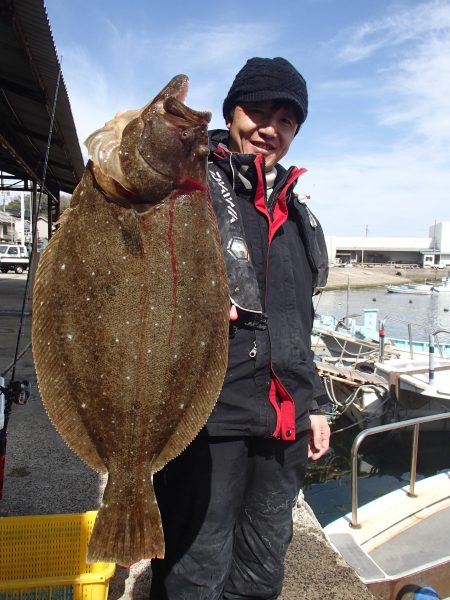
[222,57,308,128]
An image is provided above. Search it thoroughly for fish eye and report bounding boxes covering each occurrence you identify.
[179,129,192,141]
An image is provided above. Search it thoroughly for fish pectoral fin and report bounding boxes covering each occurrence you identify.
[87,475,165,565]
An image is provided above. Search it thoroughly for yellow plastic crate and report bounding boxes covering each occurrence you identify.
[0,511,115,600]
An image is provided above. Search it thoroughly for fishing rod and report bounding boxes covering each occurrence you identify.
[0,55,63,498]
[10,57,63,382]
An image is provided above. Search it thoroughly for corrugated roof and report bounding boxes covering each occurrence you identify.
[0,0,84,197]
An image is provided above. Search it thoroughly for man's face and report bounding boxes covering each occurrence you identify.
[226,100,298,169]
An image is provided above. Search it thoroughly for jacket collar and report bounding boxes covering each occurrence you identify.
[208,129,295,195]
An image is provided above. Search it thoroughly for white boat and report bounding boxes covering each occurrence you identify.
[433,279,450,293]
[385,284,434,295]
[313,308,450,361]
[324,413,450,599]
[312,325,380,362]
[315,359,390,426]
[315,323,450,428]
[312,309,395,363]
[373,356,450,430]
[387,336,450,357]
[316,355,450,430]
[318,350,450,429]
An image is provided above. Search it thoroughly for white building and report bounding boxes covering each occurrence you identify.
[0,211,48,246]
[326,221,450,267]
[0,210,18,242]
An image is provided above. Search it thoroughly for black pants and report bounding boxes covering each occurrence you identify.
[149,432,308,600]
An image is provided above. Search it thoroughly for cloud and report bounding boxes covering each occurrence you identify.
[327,0,450,145]
[58,19,278,156]
[335,0,450,63]
[295,138,450,237]
[379,34,450,148]
[300,0,450,236]
[158,23,275,71]
[53,0,449,239]
[60,47,115,158]
[326,0,450,149]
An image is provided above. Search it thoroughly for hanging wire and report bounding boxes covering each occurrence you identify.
[5,57,63,381]
[35,55,64,221]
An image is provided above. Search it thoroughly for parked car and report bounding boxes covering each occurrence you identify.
[0,244,30,274]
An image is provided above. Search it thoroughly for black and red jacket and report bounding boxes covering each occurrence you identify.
[204,130,329,440]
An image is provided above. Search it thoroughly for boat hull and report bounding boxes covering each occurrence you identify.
[374,358,450,430]
[324,473,450,599]
[385,284,433,295]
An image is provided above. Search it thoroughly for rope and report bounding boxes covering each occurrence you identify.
[322,371,389,424]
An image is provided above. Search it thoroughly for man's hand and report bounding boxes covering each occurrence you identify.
[308,414,330,460]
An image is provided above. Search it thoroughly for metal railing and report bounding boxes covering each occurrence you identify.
[349,412,450,528]
[429,330,450,385]
[379,320,450,365]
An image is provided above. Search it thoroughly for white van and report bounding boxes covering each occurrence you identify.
[0,244,30,273]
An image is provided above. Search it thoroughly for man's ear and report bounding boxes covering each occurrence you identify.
[225,107,235,130]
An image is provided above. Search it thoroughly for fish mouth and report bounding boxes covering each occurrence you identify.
[164,96,211,127]
[163,77,211,127]
[139,74,190,121]
[153,74,190,105]
[147,74,211,127]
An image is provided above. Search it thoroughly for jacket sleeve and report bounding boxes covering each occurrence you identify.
[309,298,330,416]
[290,198,329,291]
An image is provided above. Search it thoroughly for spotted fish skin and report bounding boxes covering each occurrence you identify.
[32,76,229,565]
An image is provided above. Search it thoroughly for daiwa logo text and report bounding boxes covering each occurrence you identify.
[210,169,238,223]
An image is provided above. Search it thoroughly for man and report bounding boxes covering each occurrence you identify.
[150,57,330,600]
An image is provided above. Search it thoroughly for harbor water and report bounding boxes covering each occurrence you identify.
[305,285,450,526]
[304,419,449,527]
[313,284,450,343]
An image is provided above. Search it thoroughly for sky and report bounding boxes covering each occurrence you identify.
[43,0,450,237]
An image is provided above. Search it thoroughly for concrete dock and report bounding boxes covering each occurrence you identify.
[325,263,446,290]
[0,271,374,599]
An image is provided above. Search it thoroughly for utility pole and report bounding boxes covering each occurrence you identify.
[20,192,25,245]
[361,225,368,265]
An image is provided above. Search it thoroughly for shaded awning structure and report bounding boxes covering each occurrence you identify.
[0,0,84,238]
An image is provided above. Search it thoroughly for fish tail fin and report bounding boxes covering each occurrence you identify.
[87,478,165,565]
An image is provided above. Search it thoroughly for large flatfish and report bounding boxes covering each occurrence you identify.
[32,75,229,565]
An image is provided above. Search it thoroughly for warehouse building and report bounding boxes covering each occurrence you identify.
[325,221,450,268]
